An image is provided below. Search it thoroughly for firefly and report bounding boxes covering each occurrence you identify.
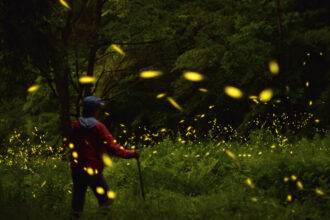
[246,178,255,189]
[96,187,105,195]
[224,86,243,99]
[287,194,292,202]
[102,154,113,167]
[156,93,166,99]
[69,143,74,149]
[59,0,71,10]
[79,76,96,84]
[226,150,236,159]
[107,190,116,199]
[27,85,40,93]
[72,151,78,159]
[198,88,208,92]
[87,167,94,176]
[291,175,297,181]
[183,71,204,82]
[111,44,125,56]
[140,70,163,79]
[167,97,183,111]
[259,89,273,102]
[315,188,324,195]
[269,60,279,75]
[41,181,46,188]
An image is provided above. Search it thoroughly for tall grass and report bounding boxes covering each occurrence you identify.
[0,129,329,219]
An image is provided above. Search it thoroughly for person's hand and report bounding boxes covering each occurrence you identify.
[134,150,141,158]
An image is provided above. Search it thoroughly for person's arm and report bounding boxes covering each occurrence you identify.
[98,123,138,159]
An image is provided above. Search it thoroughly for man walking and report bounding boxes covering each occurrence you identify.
[69,96,140,219]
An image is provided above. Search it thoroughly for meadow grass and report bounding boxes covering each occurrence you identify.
[0,130,329,219]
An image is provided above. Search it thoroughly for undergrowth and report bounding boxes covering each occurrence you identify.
[0,130,329,219]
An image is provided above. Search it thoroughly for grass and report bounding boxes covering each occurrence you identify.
[0,130,329,219]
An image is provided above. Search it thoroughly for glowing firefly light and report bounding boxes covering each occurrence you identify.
[320,52,323,56]
[41,181,46,188]
[183,71,204,82]
[251,197,258,202]
[246,178,255,189]
[315,119,320,124]
[226,150,236,159]
[140,70,163,79]
[102,154,113,167]
[79,76,96,84]
[249,95,258,100]
[209,105,214,109]
[156,93,166,99]
[107,190,116,199]
[96,187,105,195]
[167,97,183,111]
[105,112,110,116]
[259,89,273,102]
[306,81,309,87]
[269,60,279,75]
[297,181,303,190]
[315,188,324,195]
[27,85,40,93]
[309,100,313,106]
[111,44,125,56]
[69,143,74,149]
[72,151,78,159]
[198,88,208,92]
[291,175,297,181]
[59,0,71,10]
[87,167,94,176]
[224,86,243,99]
[287,194,292,202]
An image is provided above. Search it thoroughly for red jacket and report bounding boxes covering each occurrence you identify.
[69,119,136,173]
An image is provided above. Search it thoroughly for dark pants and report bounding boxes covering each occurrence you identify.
[71,171,113,219]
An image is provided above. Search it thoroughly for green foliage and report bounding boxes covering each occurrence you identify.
[0,130,329,219]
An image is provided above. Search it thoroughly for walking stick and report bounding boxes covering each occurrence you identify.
[136,156,146,200]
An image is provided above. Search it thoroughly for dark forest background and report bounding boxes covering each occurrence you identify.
[0,0,329,149]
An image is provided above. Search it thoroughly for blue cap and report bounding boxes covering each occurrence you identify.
[83,96,104,108]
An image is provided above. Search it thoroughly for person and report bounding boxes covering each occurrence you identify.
[69,96,140,219]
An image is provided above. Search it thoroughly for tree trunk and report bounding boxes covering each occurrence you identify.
[53,50,71,148]
[275,0,282,41]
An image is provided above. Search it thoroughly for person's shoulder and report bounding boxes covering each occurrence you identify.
[95,121,107,129]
